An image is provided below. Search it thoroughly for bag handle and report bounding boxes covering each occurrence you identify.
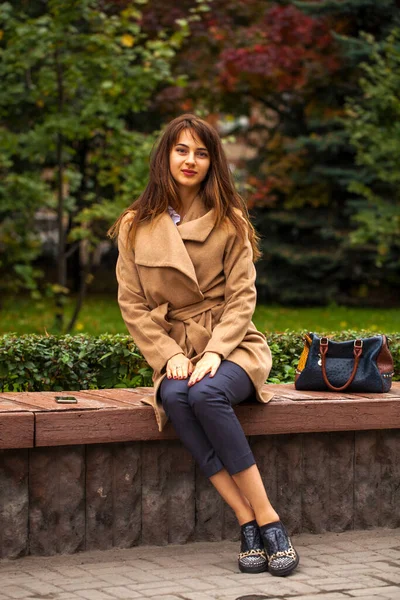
[320,338,363,392]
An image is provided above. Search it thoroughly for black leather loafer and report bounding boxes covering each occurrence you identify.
[259,520,299,577]
[238,520,268,574]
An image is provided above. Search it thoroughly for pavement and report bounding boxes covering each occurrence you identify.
[1,529,400,600]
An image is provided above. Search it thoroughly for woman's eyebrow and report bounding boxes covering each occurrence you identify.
[176,143,208,152]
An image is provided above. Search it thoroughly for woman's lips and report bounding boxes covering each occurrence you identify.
[182,170,197,177]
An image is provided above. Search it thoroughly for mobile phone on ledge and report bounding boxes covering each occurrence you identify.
[55,396,78,404]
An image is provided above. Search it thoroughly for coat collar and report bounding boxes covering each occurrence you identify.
[174,193,215,241]
[134,195,216,290]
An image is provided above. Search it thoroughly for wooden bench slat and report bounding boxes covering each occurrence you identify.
[0,391,137,411]
[0,412,34,449]
[82,389,149,406]
[0,398,39,412]
[1,382,399,448]
[35,395,400,447]
[235,398,400,436]
[35,408,176,446]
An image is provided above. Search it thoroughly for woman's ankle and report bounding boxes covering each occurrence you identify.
[256,510,280,527]
[236,510,257,526]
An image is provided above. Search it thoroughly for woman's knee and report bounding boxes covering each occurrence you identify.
[187,379,228,415]
[159,378,189,415]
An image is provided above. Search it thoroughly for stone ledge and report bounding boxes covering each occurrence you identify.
[1,429,400,559]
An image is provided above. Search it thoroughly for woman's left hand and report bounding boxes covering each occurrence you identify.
[188,351,222,386]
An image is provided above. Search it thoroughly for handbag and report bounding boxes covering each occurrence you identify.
[295,332,394,393]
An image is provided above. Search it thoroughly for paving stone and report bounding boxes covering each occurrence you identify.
[348,586,400,597]
[75,590,116,600]
[140,583,192,596]
[343,597,387,600]
[271,581,320,595]
[381,591,400,600]
[376,549,400,561]
[1,528,400,600]
[179,594,218,600]
[1,585,33,599]
[316,553,351,565]
[43,595,82,600]
[346,574,397,588]
[313,579,366,592]
[214,588,272,600]
[96,573,137,586]
[193,575,241,588]
[123,569,164,584]
[150,596,186,600]
[17,580,64,595]
[287,594,351,600]
[371,562,400,573]
[62,580,111,592]
[335,551,384,563]
[101,587,142,599]
[127,581,176,592]
[298,556,326,568]
[178,578,219,591]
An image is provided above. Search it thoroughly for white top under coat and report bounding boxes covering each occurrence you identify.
[167,205,181,225]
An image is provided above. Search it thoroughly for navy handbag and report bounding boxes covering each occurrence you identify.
[295,333,394,393]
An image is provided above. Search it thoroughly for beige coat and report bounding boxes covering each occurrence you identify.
[116,195,273,432]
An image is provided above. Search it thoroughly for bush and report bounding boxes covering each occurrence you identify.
[0,331,398,392]
[0,334,153,392]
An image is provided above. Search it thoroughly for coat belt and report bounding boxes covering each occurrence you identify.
[150,297,225,356]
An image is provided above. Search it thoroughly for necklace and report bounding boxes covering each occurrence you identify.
[179,192,199,223]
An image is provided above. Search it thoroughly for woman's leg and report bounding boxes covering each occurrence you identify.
[164,363,298,576]
[232,465,279,526]
[186,360,279,524]
[209,468,255,525]
[160,376,223,477]
[160,375,256,525]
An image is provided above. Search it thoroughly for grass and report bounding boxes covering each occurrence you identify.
[1,295,399,336]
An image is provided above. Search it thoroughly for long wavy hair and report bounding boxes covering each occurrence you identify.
[107,113,261,261]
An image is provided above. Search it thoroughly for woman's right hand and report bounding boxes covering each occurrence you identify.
[166,353,194,380]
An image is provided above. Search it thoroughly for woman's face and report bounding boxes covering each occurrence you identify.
[169,129,210,191]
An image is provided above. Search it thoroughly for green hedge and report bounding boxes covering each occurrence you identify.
[0,331,398,392]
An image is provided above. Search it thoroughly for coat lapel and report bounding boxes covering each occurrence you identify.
[134,195,216,289]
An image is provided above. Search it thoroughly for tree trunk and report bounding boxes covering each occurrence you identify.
[65,245,94,334]
[54,45,67,332]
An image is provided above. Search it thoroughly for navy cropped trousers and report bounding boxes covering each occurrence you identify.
[159,360,256,478]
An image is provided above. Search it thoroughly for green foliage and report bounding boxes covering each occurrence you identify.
[0,331,398,391]
[3,295,400,335]
[0,0,186,303]
[343,29,400,267]
[243,1,400,305]
[0,333,153,392]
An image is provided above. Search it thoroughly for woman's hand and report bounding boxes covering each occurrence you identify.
[166,353,194,380]
[188,351,222,386]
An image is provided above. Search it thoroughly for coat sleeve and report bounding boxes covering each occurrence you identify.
[116,216,184,373]
[200,219,258,360]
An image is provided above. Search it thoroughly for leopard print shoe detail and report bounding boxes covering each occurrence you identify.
[260,520,299,577]
[238,520,268,574]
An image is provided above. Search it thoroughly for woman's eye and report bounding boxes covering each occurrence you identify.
[198,152,208,158]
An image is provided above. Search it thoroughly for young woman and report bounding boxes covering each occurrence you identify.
[109,114,299,577]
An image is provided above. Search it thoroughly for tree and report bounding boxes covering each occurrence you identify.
[144,0,400,305]
[343,29,400,276]
[0,0,188,329]
[214,0,400,304]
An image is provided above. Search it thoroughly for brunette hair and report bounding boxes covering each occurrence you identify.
[107,113,261,261]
